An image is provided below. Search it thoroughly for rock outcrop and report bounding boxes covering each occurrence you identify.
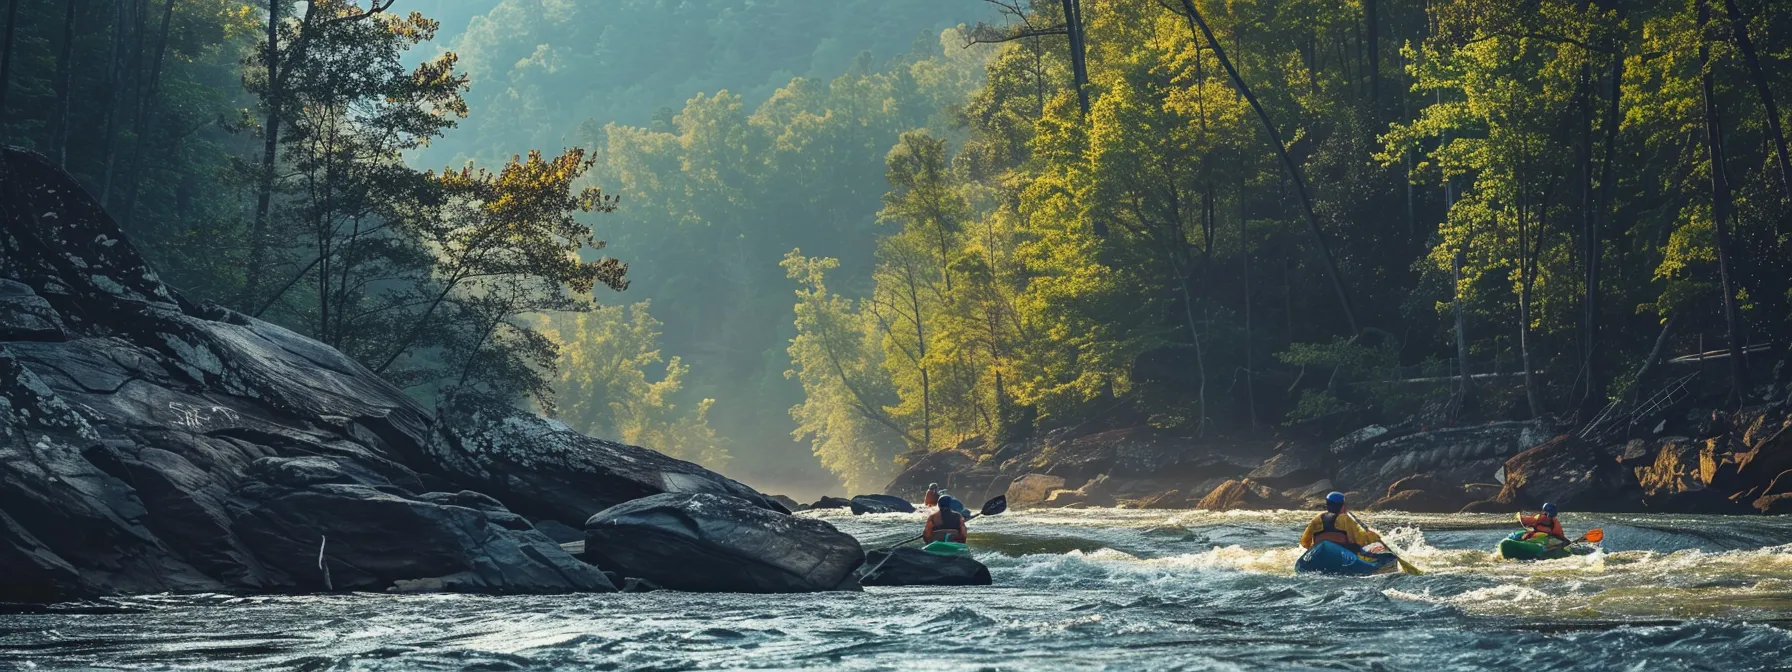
[889,427,1267,510]
[1332,420,1553,498]
[428,399,787,529]
[1005,473,1067,509]
[849,494,914,515]
[1194,479,1294,511]
[582,493,865,593]
[230,456,614,593]
[859,548,991,587]
[1486,435,1644,511]
[0,146,717,600]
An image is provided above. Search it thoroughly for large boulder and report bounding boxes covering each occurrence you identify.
[582,493,865,593]
[1132,489,1187,509]
[769,494,806,512]
[1194,479,1295,511]
[1636,436,1751,512]
[859,548,991,587]
[1492,435,1644,511]
[429,399,786,529]
[229,457,614,593]
[883,440,981,500]
[1367,473,1480,513]
[1245,444,1325,487]
[1005,473,1067,509]
[850,494,915,515]
[809,495,852,510]
[0,146,606,601]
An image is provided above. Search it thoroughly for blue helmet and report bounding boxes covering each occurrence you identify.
[938,495,958,511]
[1542,503,1558,516]
[1325,492,1346,506]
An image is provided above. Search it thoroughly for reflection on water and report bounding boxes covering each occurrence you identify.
[4,509,1791,670]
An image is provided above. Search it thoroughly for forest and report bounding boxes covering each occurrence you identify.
[1,0,1787,497]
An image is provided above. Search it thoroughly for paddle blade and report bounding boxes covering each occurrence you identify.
[1397,557,1424,576]
[1581,528,1604,544]
[980,495,1008,517]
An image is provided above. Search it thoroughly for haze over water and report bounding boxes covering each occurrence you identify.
[5,509,1790,671]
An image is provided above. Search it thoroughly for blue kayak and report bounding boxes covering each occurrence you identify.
[1295,541,1402,576]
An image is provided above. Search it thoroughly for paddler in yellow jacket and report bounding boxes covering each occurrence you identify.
[1300,492,1384,552]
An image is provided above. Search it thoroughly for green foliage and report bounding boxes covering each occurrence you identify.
[543,302,729,469]
[782,251,905,493]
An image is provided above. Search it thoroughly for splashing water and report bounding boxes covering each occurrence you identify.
[4,510,1790,670]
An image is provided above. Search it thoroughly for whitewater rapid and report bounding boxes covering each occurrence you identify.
[5,508,1790,670]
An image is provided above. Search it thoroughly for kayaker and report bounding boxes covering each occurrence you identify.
[1300,492,1383,552]
[924,495,970,543]
[1517,503,1571,547]
[924,483,940,508]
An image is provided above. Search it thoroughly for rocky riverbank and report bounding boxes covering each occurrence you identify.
[883,392,1792,516]
[0,146,984,602]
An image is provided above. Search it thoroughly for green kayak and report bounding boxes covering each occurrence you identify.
[1499,532,1594,561]
[921,541,971,557]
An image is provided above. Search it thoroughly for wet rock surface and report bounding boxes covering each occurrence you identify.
[858,547,991,587]
[428,399,787,529]
[582,493,865,593]
[0,146,678,600]
[849,494,914,515]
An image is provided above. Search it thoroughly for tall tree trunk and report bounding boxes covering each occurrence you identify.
[1238,171,1257,427]
[1720,0,1790,200]
[1576,64,1598,415]
[1518,186,1543,419]
[0,0,21,117]
[1629,314,1680,401]
[1365,0,1379,114]
[1699,0,1750,405]
[244,0,283,306]
[98,0,130,207]
[1176,0,1361,335]
[119,0,175,232]
[1443,96,1472,406]
[1058,0,1089,116]
[52,0,78,166]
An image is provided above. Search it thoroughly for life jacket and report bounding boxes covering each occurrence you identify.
[1523,514,1563,542]
[924,488,939,507]
[929,508,965,542]
[1313,512,1357,550]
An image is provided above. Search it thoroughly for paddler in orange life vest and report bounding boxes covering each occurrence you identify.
[1300,492,1384,552]
[923,495,969,543]
[923,483,941,508]
[1517,503,1571,547]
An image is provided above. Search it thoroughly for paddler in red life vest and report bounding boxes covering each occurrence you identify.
[1300,492,1384,552]
[1517,503,1571,548]
[923,483,940,508]
[923,495,969,543]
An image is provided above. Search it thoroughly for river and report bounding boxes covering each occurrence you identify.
[4,509,1790,670]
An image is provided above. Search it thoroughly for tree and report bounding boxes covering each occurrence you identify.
[242,0,398,307]
[783,251,908,493]
[544,302,731,468]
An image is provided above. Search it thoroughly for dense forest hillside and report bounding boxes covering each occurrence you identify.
[2,0,1788,499]
[423,0,994,166]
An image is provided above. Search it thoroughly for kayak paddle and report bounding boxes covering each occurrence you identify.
[860,495,1007,582]
[1347,511,1424,576]
[1559,528,1603,550]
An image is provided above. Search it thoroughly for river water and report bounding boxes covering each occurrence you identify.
[4,509,1791,671]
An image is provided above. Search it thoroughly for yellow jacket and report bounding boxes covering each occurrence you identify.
[1301,511,1383,549]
